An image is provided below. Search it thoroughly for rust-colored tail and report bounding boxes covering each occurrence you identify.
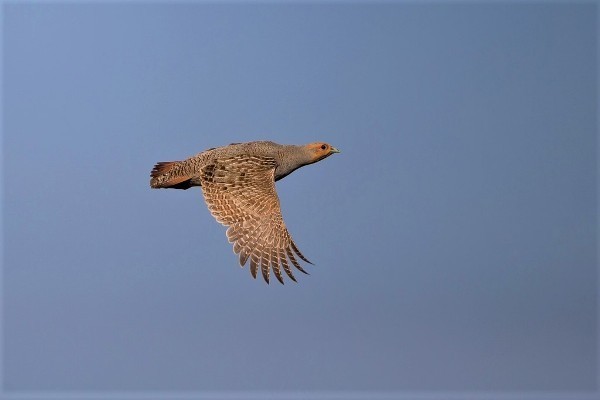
[150,161,193,189]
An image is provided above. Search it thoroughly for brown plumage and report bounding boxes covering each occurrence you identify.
[150,141,340,284]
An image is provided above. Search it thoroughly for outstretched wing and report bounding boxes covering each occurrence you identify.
[199,155,312,284]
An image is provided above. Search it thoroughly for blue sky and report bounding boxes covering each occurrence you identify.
[2,1,598,396]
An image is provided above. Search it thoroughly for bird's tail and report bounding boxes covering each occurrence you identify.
[150,161,193,189]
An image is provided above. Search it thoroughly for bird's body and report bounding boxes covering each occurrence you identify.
[150,140,339,284]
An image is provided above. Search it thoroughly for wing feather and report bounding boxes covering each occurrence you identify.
[271,247,284,284]
[286,247,309,275]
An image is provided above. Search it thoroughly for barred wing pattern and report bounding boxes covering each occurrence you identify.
[200,155,312,284]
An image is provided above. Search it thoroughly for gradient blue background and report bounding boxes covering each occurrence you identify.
[2,1,598,395]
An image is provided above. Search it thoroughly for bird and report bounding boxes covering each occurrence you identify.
[149,141,340,284]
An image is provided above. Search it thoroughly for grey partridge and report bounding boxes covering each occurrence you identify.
[150,141,340,284]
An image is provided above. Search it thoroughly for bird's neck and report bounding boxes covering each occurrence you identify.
[274,145,313,181]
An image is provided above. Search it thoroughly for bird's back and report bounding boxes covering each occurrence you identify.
[150,141,285,189]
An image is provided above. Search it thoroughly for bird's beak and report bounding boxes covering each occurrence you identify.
[330,147,341,154]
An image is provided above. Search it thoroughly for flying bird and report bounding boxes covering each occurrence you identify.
[150,141,340,284]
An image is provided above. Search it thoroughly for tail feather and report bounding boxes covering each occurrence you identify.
[150,161,193,189]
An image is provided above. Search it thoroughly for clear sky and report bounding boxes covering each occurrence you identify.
[2,1,597,397]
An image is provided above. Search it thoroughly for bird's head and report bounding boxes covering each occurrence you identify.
[305,142,340,163]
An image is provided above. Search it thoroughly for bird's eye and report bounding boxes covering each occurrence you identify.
[321,144,327,150]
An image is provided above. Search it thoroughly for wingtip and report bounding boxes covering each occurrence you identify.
[290,241,313,265]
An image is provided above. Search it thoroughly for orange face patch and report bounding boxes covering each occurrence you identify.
[306,142,335,162]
